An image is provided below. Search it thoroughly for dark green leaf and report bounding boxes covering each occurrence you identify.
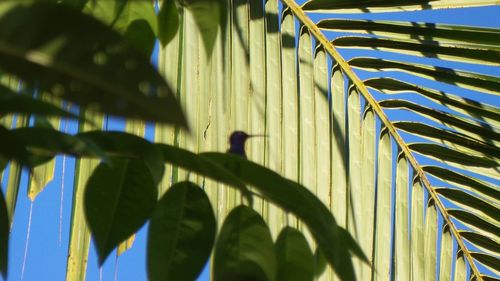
[317,19,500,47]
[334,36,500,65]
[365,78,500,123]
[460,231,500,256]
[200,152,365,281]
[158,0,179,46]
[0,126,52,167]
[83,0,157,57]
[349,58,500,95]
[395,122,500,160]
[157,144,251,200]
[448,209,500,241]
[8,127,107,164]
[183,0,221,56]
[276,227,314,281]
[84,157,158,265]
[0,188,8,279]
[0,2,187,127]
[409,143,498,169]
[380,100,500,142]
[0,85,80,120]
[436,188,499,225]
[147,181,216,281]
[314,248,327,277]
[424,166,500,204]
[471,252,500,274]
[214,205,276,281]
[78,131,164,184]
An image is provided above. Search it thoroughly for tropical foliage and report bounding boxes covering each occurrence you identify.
[0,0,498,281]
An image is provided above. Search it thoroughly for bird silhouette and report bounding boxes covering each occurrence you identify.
[227,131,266,158]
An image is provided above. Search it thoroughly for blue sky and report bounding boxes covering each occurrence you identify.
[2,3,499,281]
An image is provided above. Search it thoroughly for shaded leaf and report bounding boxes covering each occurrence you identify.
[77,131,164,184]
[395,122,500,160]
[424,166,500,205]
[0,188,8,279]
[200,152,366,281]
[448,209,500,241]
[334,36,500,65]
[0,2,187,127]
[84,0,157,57]
[213,205,276,281]
[365,78,500,124]
[349,58,500,95]
[471,252,500,275]
[317,19,500,47]
[301,0,498,13]
[410,143,499,179]
[182,0,221,56]
[314,248,327,278]
[0,85,80,120]
[147,181,215,281]
[460,231,500,256]
[275,227,314,281]
[84,157,158,265]
[158,0,179,46]
[435,188,499,226]
[156,143,252,199]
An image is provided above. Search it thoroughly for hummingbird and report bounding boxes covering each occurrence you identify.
[227,131,266,158]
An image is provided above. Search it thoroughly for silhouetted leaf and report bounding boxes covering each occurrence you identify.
[147,181,215,281]
[182,0,221,56]
[0,188,8,279]
[0,2,187,127]
[200,152,366,281]
[0,85,79,120]
[84,157,158,265]
[158,0,179,46]
[214,205,276,281]
[78,131,164,184]
[276,227,314,281]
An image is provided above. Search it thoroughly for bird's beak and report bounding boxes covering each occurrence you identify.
[248,134,268,138]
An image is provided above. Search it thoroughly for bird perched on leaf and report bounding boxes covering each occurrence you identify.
[227,131,266,158]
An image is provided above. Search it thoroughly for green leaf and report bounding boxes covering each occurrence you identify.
[0,126,52,167]
[349,58,500,95]
[213,205,276,281]
[183,0,221,56]
[334,36,500,65]
[423,166,500,205]
[313,248,327,278]
[435,188,499,226]
[365,78,500,125]
[8,127,107,162]
[200,152,366,281]
[0,188,8,280]
[77,131,164,185]
[0,86,80,120]
[83,0,157,57]
[84,157,158,265]
[275,227,314,281]
[380,100,500,143]
[301,0,499,13]
[395,122,500,160]
[317,19,500,47]
[147,181,215,281]
[158,0,179,46]
[0,2,187,127]
[448,209,500,241]
[471,252,500,275]
[460,231,500,256]
[156,144,251,200]
[410,143,499,179]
